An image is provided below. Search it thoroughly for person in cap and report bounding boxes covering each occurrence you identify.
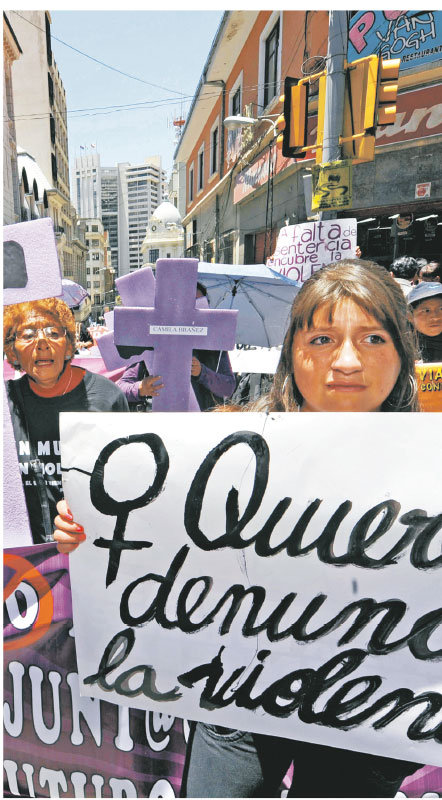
[407,281,442,362]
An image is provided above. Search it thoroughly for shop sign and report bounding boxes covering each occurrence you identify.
[234,147,276,204]
[376,84,442,146]
[416,362,442,411]
[348,11,442,70]
[311,160,353,212]
[415,182,431,199]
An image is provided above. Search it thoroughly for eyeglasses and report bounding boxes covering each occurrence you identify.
[13,327,67,344]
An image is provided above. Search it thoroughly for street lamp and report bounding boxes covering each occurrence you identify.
[223,114,279,135]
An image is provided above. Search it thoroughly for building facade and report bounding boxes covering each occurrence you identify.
[141,199,184,269]
[82,217,107,320]
[101,166,119,275]
[74,151,101,218]
[10,10,75,272]
[3,12,22,225]
[174,10,442,269]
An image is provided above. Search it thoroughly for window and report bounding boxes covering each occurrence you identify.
[94,294,101,305]
[91,239,99,247]
[49,115,56,144]
[149,249,159,262]
[45,13,52,66]
[264,18,280,108]
[192,219,197,246]
[220,231,234,264]
[198,146,204,192]
[188,164,194,204]
[93,281,100,288]
[92,224,99,232]
[93,266,100,274]
[48,73,54,107]
[51,154,57,183]
[92,252,100,261]
[232,86,241,117]
[86,268,90,275]
[87,281,91,288]
[211,125,219,175]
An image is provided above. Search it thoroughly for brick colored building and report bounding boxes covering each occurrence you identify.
[174,11,442,268]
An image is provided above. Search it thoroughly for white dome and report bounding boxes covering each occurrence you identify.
[150,201,182,226]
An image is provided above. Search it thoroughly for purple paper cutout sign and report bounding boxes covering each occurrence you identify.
[96,268,157,373]
[113,259,238,411]
[3,218,62,305]
[3,384,33,546]
[3,218,63,546]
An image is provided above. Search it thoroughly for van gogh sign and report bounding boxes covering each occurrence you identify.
[348,11,442,69]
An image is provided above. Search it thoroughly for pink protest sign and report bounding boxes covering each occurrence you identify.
[113,259,237,411]
[3,218,62,305]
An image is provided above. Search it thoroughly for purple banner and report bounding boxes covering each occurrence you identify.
[4,544,187,798]
[3,545,441,797]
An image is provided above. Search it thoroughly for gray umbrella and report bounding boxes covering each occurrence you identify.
[197,263,301,347]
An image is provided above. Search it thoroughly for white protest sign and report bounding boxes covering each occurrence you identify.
[266,219,357,282]
[62,412,442,767]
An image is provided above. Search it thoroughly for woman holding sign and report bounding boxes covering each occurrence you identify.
[4,297,128,545]
[183,259,420,798]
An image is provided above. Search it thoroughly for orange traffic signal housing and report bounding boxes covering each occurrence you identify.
[377,58,400,126]
[341,55,400,163]
[281,76,308,158]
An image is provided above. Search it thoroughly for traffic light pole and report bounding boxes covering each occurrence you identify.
[320,10,348,220]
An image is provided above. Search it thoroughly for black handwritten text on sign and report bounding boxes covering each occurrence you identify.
[62,412,442,767]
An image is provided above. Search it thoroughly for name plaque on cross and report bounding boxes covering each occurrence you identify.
[149,325,208,336]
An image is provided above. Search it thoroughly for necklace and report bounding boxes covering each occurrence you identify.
[62,367,73,395]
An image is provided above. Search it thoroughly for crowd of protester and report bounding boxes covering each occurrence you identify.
[3,251,441,798]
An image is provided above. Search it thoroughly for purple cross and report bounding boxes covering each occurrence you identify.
[97,267,156,372]
[113,258,238,411]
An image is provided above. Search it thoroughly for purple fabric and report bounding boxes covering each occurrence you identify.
[197,351,235,399]
[117,362,146,404]
[400,764,442,796]
[113,259,237,411]
[4,544,187,798]
[117,351,236,406]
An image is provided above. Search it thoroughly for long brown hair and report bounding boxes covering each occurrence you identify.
[251,259,419,413]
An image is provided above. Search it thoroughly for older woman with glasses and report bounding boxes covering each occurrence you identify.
[4,297,128,545]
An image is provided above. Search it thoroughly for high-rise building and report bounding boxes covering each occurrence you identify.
[10,10,73,272]
[101,167,119,275]
[117,156,167,274]
[75,151,166,276]
[74,151,101,218]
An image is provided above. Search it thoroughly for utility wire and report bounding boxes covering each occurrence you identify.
[11,10,187,97]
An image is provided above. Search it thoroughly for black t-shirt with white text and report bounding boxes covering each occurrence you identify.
[6,370,128,543]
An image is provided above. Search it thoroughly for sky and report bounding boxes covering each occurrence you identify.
[47,10,224,183]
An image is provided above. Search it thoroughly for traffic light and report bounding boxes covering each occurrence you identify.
[377,58,400,125]
[341,55,378,163]
[280,76,309,158]
[341,56,400,163]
